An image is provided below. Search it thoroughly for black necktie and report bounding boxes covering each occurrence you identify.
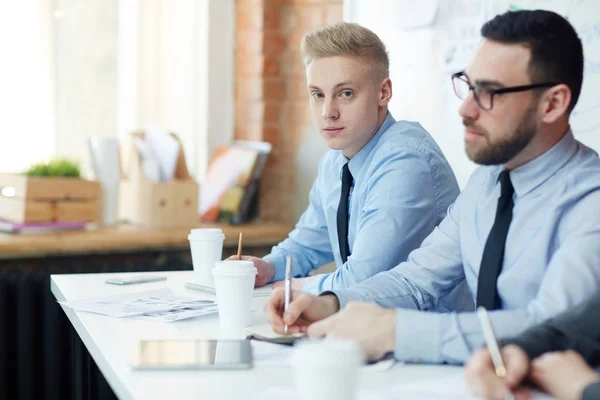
[476,170,514,310]
[337,163,353,264]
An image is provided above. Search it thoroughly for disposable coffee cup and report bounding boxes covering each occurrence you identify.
[188,228,225,287]
[292,339,363,400]
[212,260,257,338]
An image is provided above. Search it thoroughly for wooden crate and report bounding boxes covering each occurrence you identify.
[0,174,101,223]
[118,131,199,228]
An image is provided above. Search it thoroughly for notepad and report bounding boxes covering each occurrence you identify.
[246,323,306,345]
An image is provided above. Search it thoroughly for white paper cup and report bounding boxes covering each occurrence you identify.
[188,229,225,287]
[212,260,257,338]
[292,339,363,400]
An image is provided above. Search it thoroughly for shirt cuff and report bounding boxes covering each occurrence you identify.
[302,275,323,295]
[395,309,442,363]
[327,288,364,309]
[263,253,286,282]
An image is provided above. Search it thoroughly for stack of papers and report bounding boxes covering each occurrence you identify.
[134,123,180,182]
[59,288,218,323]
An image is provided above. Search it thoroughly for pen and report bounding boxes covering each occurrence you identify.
[284,256,292,334]
[477,306,516,400]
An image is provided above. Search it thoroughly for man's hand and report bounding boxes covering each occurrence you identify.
[306,301,395,362]
[226,255,274,287]
[465,345,530,400]
[529,350,600,400]
[273,277,310,291]
[264,288,339,334]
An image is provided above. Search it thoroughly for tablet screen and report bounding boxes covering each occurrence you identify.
[131,339,252,370]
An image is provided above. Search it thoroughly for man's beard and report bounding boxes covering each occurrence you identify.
[464,105,537,166]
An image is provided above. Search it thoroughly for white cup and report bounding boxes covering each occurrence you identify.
[212,260,257,338]
[292,339,364,400]
[188,228,225,287]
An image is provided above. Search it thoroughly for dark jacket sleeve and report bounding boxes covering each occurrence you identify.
[583,382,600,400]
[503,293,600,367]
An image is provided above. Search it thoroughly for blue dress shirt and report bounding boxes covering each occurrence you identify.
[264,112,460,294]
[332,130,600,364]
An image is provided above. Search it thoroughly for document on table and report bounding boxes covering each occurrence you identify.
[253,375,554,399]
[252,388,389,400]
[59,288,218,322]
[250,339,396,371]
[390,375,554,399]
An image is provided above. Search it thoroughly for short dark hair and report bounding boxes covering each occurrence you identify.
[481,10,584,113]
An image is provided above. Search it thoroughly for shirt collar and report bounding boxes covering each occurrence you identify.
[337,112,396,178]
[493,129,578,198]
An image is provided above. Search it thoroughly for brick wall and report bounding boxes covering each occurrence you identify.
[235,0,343,224]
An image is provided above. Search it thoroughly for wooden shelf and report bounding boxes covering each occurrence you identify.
[0,222,292,259]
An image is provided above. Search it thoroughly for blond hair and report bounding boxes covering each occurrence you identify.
[300,22,389,81]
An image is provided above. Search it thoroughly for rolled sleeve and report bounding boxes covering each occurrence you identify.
[263,253,286,282]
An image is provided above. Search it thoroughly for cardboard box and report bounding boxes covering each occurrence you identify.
[118,131,199,228]
[0,174,101,223]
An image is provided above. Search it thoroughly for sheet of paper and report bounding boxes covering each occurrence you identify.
[134,305,218,322]
[251,340,295,367]
[144,122,180,181]
[254,375,553,399]
[391,375,554,399]
[252,387,388,400]
[250,339,399,371]
[59,288,216,319]
[134,137,161,182]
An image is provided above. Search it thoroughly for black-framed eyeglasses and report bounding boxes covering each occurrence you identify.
[451,71,558,111]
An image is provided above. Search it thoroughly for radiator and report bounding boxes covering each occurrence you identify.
[0,250,192,400]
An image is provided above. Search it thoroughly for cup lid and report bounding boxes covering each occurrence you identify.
[188,228,225,240]
[212,260,257,275]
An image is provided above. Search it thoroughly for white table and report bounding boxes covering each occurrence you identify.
[51,271,465,400]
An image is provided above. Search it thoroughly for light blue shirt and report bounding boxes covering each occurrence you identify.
[332,130,600,364]
[264,112,460,294]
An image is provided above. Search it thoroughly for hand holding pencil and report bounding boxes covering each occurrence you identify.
[465,308,530,400]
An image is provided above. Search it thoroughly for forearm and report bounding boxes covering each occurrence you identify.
[393,308,534,364]
[264,235,333,281]
[505,294,600,365]
[331,269,424,310]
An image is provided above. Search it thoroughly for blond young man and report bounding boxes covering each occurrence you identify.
[236,22,460,295]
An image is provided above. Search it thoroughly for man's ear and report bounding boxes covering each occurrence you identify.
[379,78,392,107]
[540,83,571,123]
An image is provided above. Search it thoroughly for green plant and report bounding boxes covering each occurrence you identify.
[24,158,81,178]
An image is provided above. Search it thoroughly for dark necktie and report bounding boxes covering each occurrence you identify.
[337,163,353,264]
[476,170,514,310]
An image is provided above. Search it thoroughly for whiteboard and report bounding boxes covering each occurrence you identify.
[344,0,600,188]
